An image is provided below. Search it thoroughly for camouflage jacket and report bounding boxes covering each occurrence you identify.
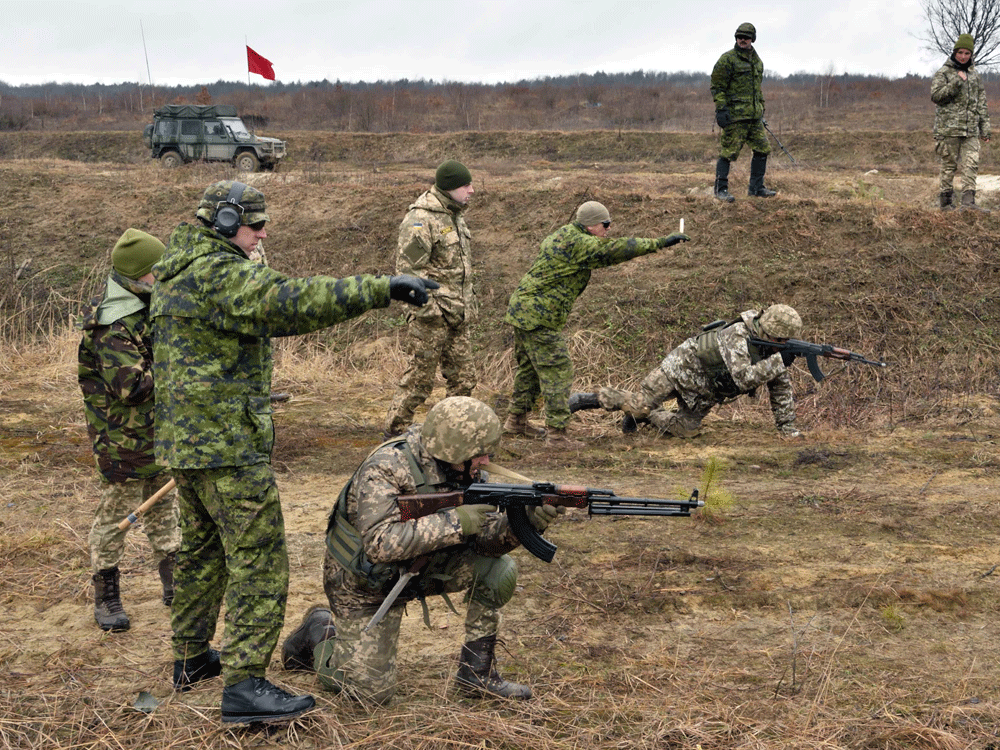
[77,271,164,483]
[330,426,520,593]
[931,58,991,139]
[665,310,795,427]
[395,186,476,326]
[710,45,765,122]
[150,222,391,470]
[504,222,661,331]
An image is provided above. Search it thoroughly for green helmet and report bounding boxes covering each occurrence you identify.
[421,397,501,464]
[759,304,802,340]
[195,180,269,226]
[735,22,757,42]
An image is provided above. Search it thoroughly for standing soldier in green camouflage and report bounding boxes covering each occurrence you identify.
[151,180,437,724]
[78,229,180,633]
[502,201,689,448]
[711,22,776,202]
[932,34,992,212]
[281,396,559,704]
[384,160,478,437]
[569,304,804,438]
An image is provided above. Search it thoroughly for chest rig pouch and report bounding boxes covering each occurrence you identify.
[326,438,437,594]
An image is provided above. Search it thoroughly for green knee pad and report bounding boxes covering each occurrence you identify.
[470,554,518,609]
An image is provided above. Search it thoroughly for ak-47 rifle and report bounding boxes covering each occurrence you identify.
[749,337,887,382]
[362,482,703,632]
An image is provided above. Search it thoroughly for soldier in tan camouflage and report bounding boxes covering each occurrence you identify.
[384,161,478,437]
[77,229,180,633]
[282,397,560,704]
[570,305,804,438]
[932,33,992,212]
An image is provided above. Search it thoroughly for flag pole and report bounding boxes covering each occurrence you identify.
[246,36,250,87]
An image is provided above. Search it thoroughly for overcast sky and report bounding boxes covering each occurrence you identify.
[2,0,948,87]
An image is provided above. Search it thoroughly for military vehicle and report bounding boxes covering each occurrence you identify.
[143,104,286,172]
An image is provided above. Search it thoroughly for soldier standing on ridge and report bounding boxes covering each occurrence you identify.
[711,22,776,202]
[151,179,437,724]
[570,304,804,439]
[282,397,560,704]
[384,160,478,438]
[77,228,180,633]
[932,33,991,212]
[502,201,689,448]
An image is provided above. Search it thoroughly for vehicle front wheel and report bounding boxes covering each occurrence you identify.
[160,151,184,169]
[235,152,260,173]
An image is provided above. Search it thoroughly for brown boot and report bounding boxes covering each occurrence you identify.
[158,552,176,606]
[93,567,130,632]
[455,635,532,700]
[545,427,584,449]
[961,190,991,212]
[502,413,546,438]
[281,605,337,671]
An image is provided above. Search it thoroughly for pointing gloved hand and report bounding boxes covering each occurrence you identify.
[454,504,497,536]
[658,233,690,248]
[528,503,566,532]
[389,275,441,306]
[715,108,731,128]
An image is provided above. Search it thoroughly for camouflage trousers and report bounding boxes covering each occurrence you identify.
[598,366,716,438]
[718,119,771,162]
[89,475,179,572]
[317,548,516,703]
[509,325,574,429]
[170,462,289,687]
[385,315,476,434]
[936,135,981,193]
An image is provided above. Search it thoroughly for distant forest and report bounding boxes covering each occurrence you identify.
[0,70,984,133]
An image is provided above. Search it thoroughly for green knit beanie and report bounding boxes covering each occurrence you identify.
[435,160,472,191]
[111,228,165,279]
[954,34,975,52]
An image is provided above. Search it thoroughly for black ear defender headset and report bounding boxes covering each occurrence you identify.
[212,182,248,238]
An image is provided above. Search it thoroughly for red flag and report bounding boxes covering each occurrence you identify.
[247,46,275,81]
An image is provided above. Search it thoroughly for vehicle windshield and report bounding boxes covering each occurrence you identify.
[223,118,252,141]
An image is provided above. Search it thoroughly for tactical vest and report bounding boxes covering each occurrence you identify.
[693,317,764,399]
[325,438,437,593]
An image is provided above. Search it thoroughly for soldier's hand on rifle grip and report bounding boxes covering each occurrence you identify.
[389,275,440,306]
[529,504,565,532]
[454,504,497,536]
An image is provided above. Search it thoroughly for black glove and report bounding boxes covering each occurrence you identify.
[658,233,690,248]
[389,275,440,306]
[715,108,731,128]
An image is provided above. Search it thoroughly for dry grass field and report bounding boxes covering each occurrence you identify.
[3,130,1000,749]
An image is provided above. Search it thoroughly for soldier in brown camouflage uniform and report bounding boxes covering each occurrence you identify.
[77,228,180,633]
[151,180,436,724]
[384,161,478,437]
[282,397,560,704]
[932,34,992,211]
[570,305,804,438]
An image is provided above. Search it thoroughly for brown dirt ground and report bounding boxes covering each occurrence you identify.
[3,147,1000,749]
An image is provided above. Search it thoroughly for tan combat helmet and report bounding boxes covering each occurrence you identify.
[421,396,502,464]
[759,304,802,340]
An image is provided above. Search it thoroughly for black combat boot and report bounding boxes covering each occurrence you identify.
[713,157,736,203]
[621,414,650,433]
[961,190,991,212]
[93,567,130,632]
[455,634,532,700]
[939,189,955,211]
[281,605,337,672]
[221,677,316,724]
[173,648,222,691]
[158,552,175,606]
[568,392,601,412]
[748,152,777,197]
